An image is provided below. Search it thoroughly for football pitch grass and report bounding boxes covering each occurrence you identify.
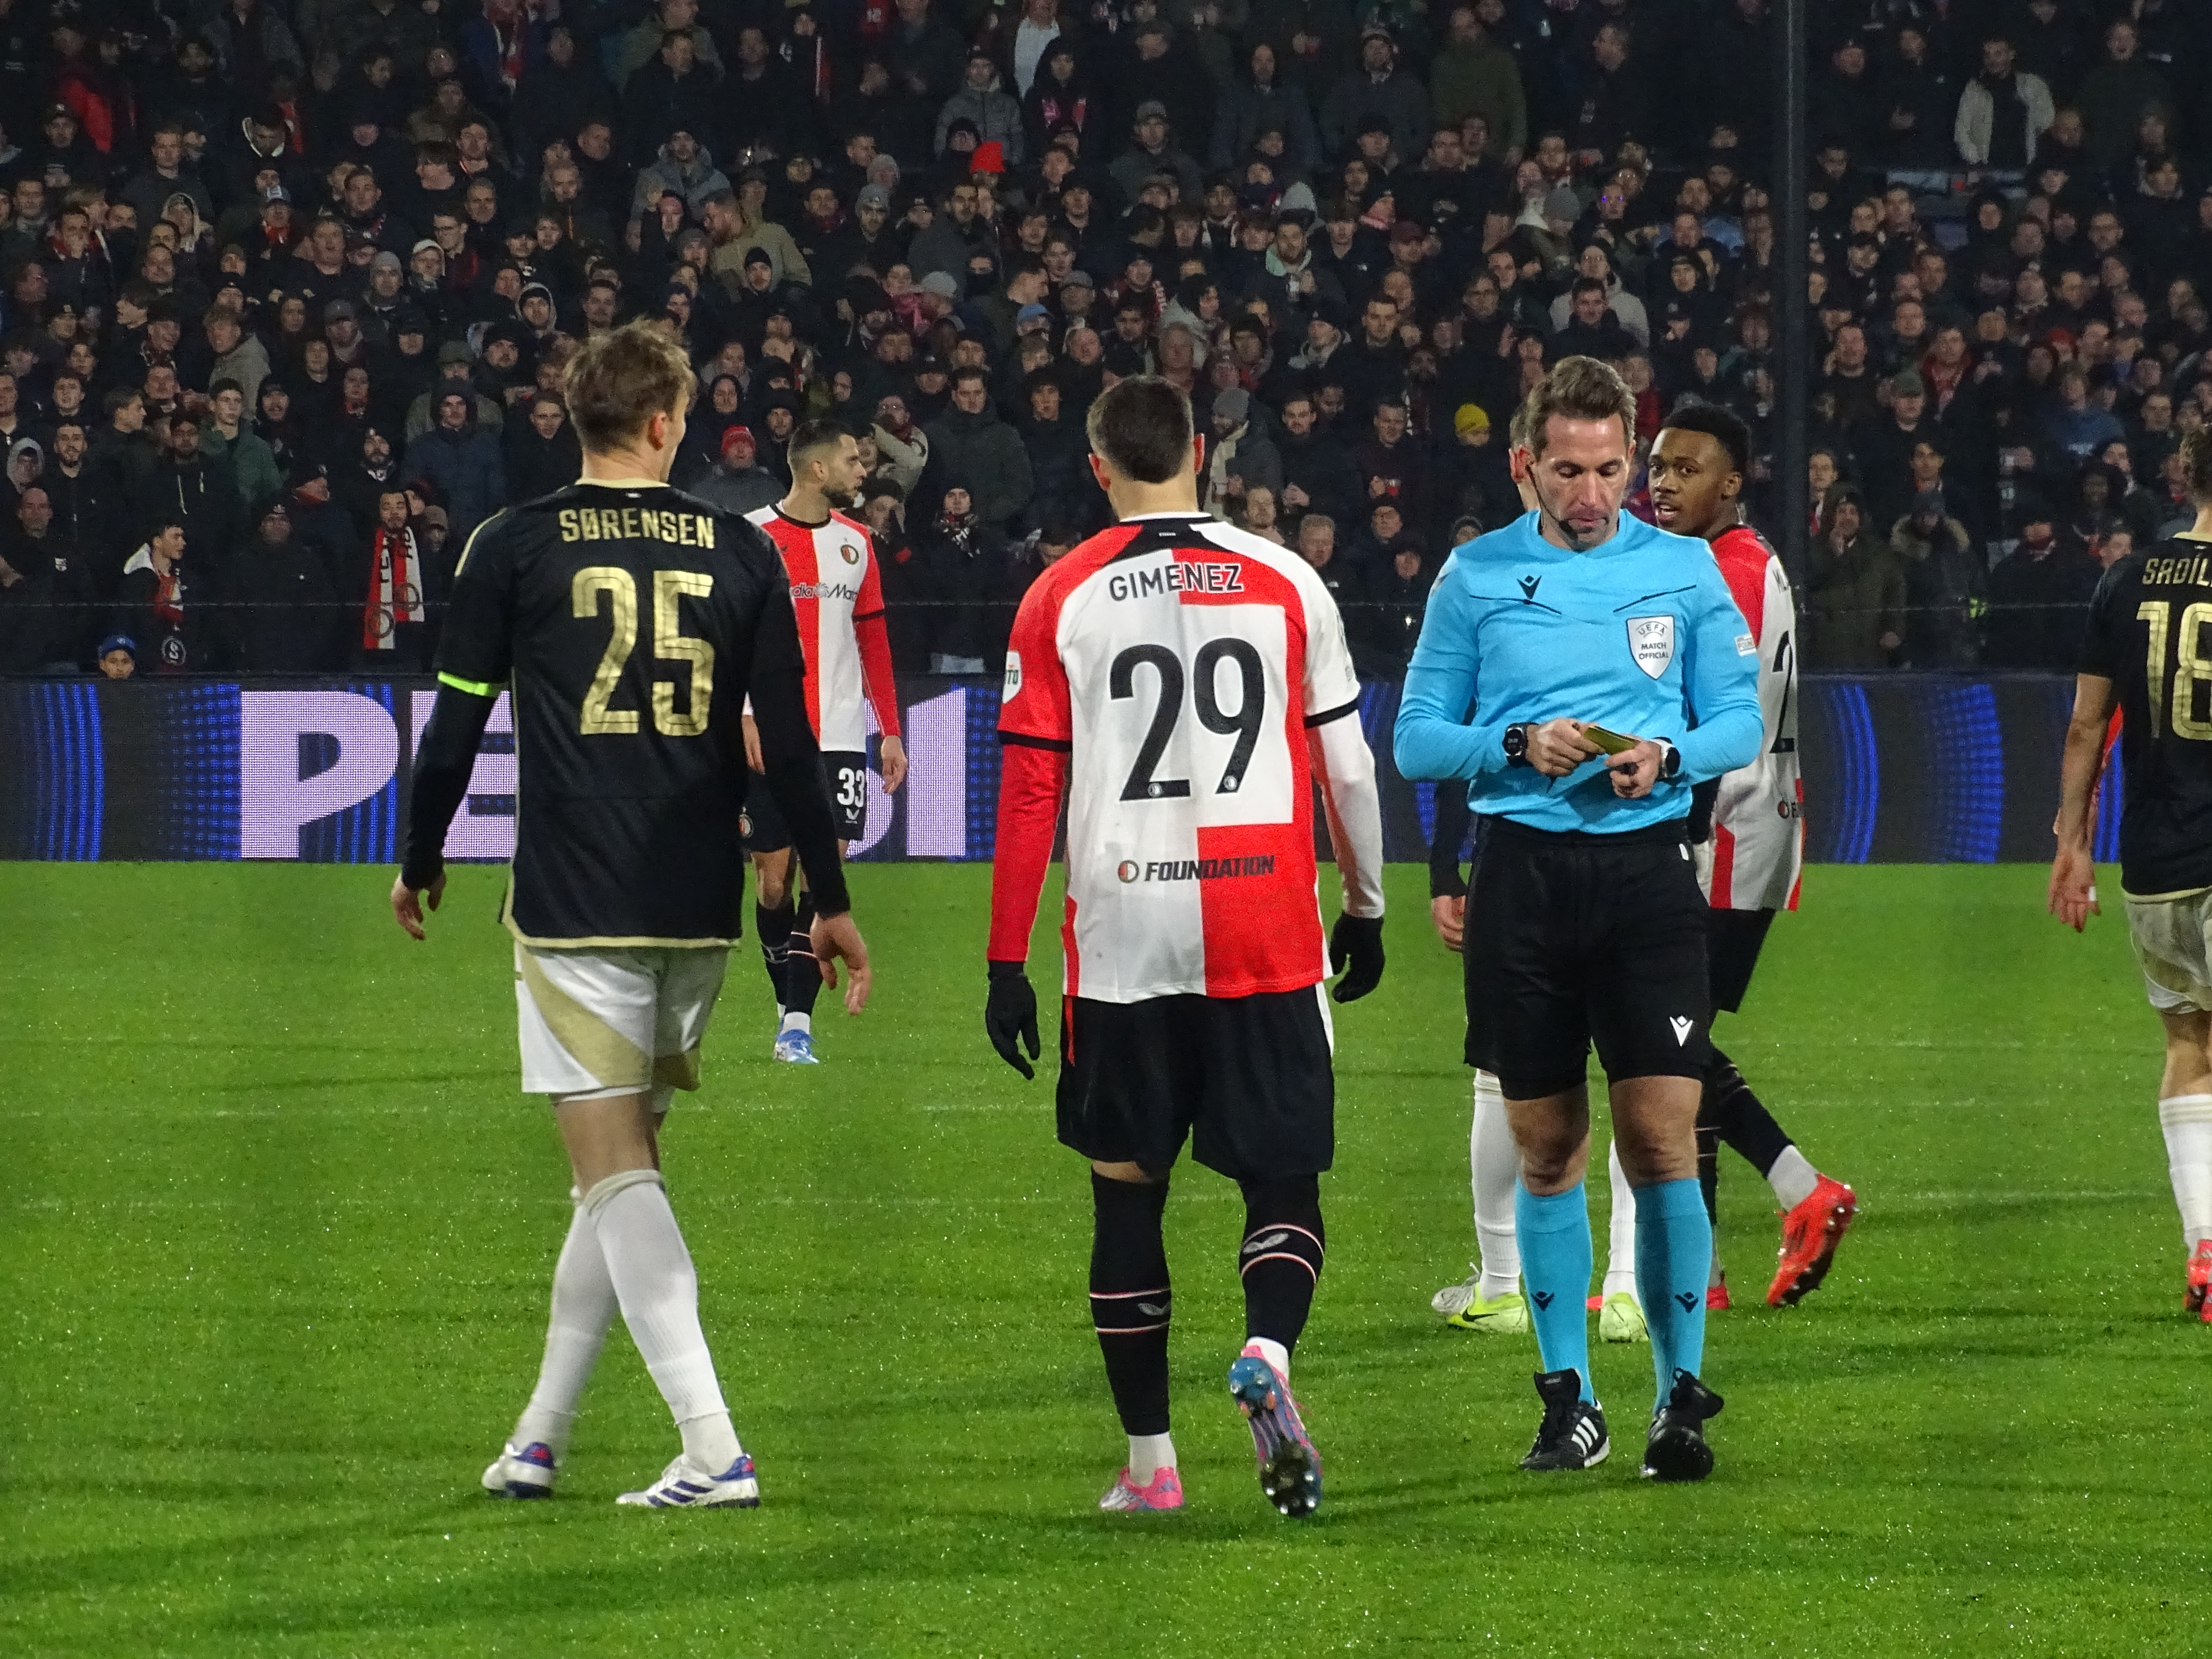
[1,861,2200,1656]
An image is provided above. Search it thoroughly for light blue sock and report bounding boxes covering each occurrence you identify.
[1514,1181,1594,1403]
[1633,1177,1712,1413]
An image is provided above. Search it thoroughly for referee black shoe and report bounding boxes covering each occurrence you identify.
[1519,1369,1609,1471]
[1641,1370,1724,1483]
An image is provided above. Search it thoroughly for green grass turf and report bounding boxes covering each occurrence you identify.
[0,861,2200,1656]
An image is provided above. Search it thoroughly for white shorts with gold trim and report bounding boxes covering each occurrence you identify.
[2125,887,2212,1013]
[514,943,729,1097]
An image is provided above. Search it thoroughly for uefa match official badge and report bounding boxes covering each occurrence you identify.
[1628,615,1675,678]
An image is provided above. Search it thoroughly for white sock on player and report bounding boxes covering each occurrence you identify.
[1601,1138,1639,1298]
[1471,1071,1521,1299]
[583,1170,743,1471]
[1128,1432,1176,1484]
[510,1196,618,1458]
[2158,1094,2212,1246]
[1246,1334,1291,1380]
[779,1010,812,1036]
[1767,1145,1821,1211]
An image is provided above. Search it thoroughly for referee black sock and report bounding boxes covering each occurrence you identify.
[755,899,794,1012]
[1237,1176,1326,1356]
[1703,1047,1793,1179]
[1090,1172,1172,1437]
[1695,1126,1720,1225]
[781,894,823,1022]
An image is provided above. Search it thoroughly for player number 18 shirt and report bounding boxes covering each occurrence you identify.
[996,513,1363,1002]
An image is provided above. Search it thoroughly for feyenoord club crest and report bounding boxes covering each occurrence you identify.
[1117,860,1139,883]
[840,541,861,565]
[1627,615,1675,678]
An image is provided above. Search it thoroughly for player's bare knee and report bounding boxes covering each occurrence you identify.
[1092,1158,1166,1184]
[752,855,789,911]
[1504,1091,1590,1193]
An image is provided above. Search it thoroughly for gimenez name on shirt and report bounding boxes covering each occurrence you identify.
[1108,561,1246,602]
[1116,855,1278,883]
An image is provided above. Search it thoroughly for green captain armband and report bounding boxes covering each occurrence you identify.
[437,672,502,697]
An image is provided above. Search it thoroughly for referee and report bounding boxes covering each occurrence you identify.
[1394,358,1762,1482]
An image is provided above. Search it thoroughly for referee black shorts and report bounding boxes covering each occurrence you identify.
[1056,987,1335,1181]
[1465,816,1714,1100]
[741,750,869,853]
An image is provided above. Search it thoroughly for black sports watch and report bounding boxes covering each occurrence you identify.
[1657,740,1683,782]
[1502,722,1531,766]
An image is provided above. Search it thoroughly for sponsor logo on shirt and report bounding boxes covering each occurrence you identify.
[1734,632,1756,656]
[1106,559,1246,602]
[1127,855,1278,882]
[790,581,862,601]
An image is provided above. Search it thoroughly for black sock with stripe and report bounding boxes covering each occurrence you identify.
[1237,1176,1326,1354]
[782,894,823,1020]
[1089,1172,1172,1436]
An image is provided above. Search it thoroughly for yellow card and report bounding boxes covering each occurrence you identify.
[1579,724,1639,756]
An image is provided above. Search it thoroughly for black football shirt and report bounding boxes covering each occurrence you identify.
[436,480,809,944]
[2078,533,2212,896]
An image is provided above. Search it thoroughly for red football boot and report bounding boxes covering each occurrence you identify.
[1767,1176,1857,1307]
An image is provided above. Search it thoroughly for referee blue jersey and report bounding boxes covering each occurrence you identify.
[1394,510,1764,831]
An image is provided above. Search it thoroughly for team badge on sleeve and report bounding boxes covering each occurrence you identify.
[1003,650,1023,698]
[1628,615,1676,678]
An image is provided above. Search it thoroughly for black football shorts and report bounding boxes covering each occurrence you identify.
[1056,987,1335,1181]
[1464,816,1714,1099]
[1706,906,1775,1014]
[742,749,869,851]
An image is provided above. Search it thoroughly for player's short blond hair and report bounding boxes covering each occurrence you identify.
[563,322,697,454]
[1517,355,1637,458]
[2183,428,2212,505]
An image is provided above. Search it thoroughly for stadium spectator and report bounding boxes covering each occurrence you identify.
[1803,491,1906,671]
[925,368,1030,535]
[1986,496,2101,670]
[225,499,343,672]
[691,425,781,516]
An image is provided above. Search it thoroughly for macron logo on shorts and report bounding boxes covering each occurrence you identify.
[1669,1016,1694,1046]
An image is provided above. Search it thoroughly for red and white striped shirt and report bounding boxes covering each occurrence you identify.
[745,506,900,750]
[1707,523,1803,912]
[989,513,1368,1002]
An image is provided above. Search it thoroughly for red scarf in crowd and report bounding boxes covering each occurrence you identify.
[364,526,423,649]
[152,566,183,628]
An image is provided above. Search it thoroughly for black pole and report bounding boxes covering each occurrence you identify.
[1774,0,1810,572]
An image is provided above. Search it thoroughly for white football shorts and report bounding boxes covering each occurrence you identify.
[2124,887,2212,1013]
[514,943,729,1098]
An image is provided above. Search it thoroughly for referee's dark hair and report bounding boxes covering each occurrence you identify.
[1518,355,1637,457]
[787,416,850,468]
[2184,428,2212,504]
[1660,401,1752,477]
[1086,375,1193,483]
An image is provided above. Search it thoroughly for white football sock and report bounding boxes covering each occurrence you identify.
[1246,1335,1291,1380]
[1471,1071,1522,1298]
[510,1196,618,1458]
[780,1010,812,1036]
[1768,1145,1820,1211]
[1601,1138,1639,1297]
[583,1170,743,1471]
[1127,1432,1176,1484]
[2158,1095,2212,1246]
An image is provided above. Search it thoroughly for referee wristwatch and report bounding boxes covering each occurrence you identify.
[1502,723,1531,767]
[1656,739,1683,782]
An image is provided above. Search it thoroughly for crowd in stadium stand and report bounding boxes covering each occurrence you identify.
[0,0,2207,682]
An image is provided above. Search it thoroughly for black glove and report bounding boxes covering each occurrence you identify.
[984,960,1041,1079]
[1328,913,1385,1003]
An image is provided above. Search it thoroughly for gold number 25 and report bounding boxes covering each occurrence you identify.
[573,567,716,737]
